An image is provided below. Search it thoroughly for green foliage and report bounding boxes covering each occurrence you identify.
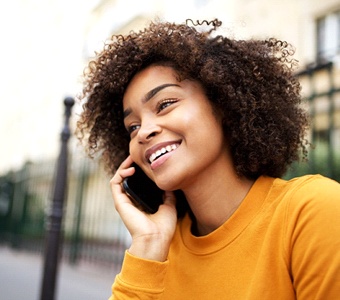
[284,141,340,182]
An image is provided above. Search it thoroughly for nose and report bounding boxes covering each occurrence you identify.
[137,120,162,144]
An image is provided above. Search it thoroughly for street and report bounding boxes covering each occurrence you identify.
[0,246,117,300]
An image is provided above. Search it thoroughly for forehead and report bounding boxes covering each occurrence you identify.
[123,65,179,103]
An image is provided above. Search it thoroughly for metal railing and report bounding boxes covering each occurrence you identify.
[0,154,129,269]
[285,61,340,182]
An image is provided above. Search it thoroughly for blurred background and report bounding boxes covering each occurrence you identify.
[0,0,339,299]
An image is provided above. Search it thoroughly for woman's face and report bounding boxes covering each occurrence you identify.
[122,65,229,191]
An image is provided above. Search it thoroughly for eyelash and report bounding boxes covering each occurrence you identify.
[127,124,140,134]
[156,98,178,113]
[126,98,178,135]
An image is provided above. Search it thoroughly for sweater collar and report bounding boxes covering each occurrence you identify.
[179,176,275,254]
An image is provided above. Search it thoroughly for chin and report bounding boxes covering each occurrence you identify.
[155,178,180,192]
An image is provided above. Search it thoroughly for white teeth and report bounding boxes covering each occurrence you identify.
[149,144,179,163]
[149,153,157,162]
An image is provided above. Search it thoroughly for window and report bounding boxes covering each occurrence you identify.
[316,10,340,62]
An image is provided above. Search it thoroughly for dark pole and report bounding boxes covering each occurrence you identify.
[40,97,75,300]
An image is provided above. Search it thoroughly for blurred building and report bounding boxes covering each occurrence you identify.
[83,0,339,70]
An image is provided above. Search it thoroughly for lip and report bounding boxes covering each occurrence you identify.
[145,140,182,163]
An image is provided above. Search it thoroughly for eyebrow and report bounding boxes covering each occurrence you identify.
[123,83,180,118]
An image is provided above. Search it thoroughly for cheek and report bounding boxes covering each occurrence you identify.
[182,105,220,133]
[175,106,201,128]
[128,140,139,161]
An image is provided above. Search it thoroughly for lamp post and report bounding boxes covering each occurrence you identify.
[40,97,75,300]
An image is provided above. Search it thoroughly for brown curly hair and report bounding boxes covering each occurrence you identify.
[77,18,309,179]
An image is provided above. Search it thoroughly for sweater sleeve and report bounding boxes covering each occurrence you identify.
[109,251,168,300]
[286,176,340,299]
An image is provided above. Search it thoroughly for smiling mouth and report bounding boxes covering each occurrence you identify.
[149,143,179,163]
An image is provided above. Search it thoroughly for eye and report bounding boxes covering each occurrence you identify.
[156,98,178,113]
[127,124,140,135]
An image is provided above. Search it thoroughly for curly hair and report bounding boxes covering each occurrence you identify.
[76,18,309,179]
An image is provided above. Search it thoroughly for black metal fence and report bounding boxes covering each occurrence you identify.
[285,61,340,182]
[0,155,129,274]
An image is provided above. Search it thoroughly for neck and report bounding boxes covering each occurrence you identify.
[182,158,255,236]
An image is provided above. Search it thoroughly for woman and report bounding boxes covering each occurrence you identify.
[77,19,340,299]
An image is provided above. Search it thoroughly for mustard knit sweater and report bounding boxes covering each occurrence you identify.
[111,175,340,299]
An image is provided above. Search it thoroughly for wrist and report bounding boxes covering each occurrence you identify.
[128,233,171,262]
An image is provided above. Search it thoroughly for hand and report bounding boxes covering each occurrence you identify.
[110,156,178,261]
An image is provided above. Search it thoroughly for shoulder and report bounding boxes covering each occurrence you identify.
[277,176,340,298]
[270,175,340,235]
[283,174,339,189]
[277,175,340,298]
[276,174,340,206]
[276,175,340,237]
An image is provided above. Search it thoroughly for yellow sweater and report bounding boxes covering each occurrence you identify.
[111,175,340,299]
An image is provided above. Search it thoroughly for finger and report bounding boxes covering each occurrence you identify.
[120,155,134,168]
[110,156,135,185]
[110,157,136,208]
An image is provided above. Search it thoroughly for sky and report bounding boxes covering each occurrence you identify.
[0,0,101,173]
[0,0,221,174]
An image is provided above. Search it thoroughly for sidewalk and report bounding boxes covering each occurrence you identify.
[0,246,117,300]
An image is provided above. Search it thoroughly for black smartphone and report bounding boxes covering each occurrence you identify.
[122,164,164,214]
